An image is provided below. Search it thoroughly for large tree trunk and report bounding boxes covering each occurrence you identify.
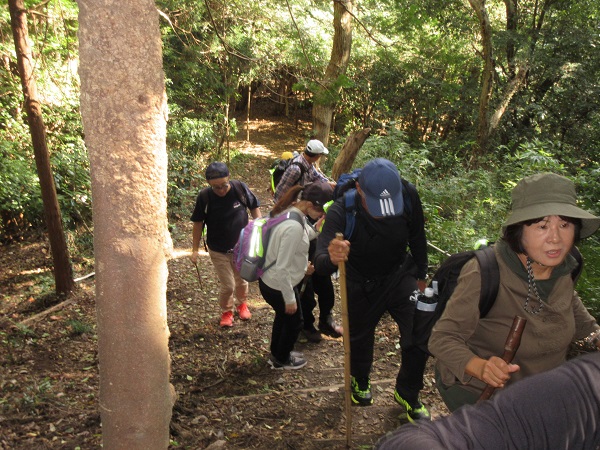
[331,128,371,180]
[468,0,494,156]
[312,0,354,146]
[78,0,175,448]
[9,0,74,295]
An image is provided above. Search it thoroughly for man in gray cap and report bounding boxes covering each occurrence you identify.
[314,158,431,422]
[191,162,261,327]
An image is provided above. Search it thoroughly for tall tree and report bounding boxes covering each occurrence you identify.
[78,0,175,447]
[8,0,74,295]
[312,0,354,146]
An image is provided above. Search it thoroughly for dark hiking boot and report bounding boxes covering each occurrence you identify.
[301,326,322,343]
[319,315,343,338]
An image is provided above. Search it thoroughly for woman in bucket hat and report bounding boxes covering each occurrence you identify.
[429,172,600,411]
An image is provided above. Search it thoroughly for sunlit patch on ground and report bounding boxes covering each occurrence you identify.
[171,248,204,260]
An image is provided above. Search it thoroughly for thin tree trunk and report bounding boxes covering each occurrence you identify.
[8,0,74,295]
[78,0,175,448]
[331,128,371,180]
[489,63,528,132]
[312,0,354,146]
[469,0,494,156]
[246,84,251,142]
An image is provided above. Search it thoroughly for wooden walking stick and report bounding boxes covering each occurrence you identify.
[478,315,527,402]
[193,260,203,290]
[335,232,352,448]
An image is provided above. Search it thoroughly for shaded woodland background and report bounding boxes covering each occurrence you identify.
[1,0,599,448]
[2,0,598,314]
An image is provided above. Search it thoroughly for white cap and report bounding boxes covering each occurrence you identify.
[305,139,329,155]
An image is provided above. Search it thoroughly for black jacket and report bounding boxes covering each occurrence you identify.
[314,181,428,281]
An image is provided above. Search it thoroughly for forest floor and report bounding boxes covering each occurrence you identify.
[0,114,450,450]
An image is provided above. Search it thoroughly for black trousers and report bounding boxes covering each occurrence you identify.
[300,272,335,330]
[259,279,303,362]
[347,266,429,404]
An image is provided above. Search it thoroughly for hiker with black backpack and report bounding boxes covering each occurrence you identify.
[190,162,261,328]
[273,139,333,201]
[429,172,600,412]
[314,158,432,423]
[258,181,334,369]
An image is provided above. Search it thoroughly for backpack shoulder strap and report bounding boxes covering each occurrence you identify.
[198,187,211,251]
[289,160,306,185]
[343,189,358,239]
[400,178,413,216]
[229,180,249,209]
[199,187,211,215]
[475,245,500,318]
[570,246,584,284]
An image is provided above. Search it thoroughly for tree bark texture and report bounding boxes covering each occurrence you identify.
[78,1,175,448]
[331,128,371,180]
[469,0,494,155]
[312,0,354,146]
[8,0,74,295]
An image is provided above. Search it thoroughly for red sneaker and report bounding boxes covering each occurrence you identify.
[237,303,252,320]
[220,311,234,327]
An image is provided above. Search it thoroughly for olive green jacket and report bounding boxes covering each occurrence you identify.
[430,245,599,395]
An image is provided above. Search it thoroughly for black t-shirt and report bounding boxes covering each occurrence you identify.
[190,182,259,252]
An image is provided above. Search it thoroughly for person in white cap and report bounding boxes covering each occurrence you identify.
[275,139,342,340]
[274,139,333,201]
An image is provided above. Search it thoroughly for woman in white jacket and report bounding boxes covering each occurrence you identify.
[259,181,333,369]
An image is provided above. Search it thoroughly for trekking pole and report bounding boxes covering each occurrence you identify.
[478,315,527,402]
[193,260,203,290]
[335,232,352,448]
[299,274,310,297]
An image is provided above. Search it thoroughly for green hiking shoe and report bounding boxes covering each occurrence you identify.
[394,389,431,423]
[351,376,373,406]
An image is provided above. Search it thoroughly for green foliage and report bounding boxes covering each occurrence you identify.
[66,319,93,336]
[167,145,204,218]
[1,0,600,322]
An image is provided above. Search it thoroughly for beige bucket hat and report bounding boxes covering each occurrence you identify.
[503,172,600,239]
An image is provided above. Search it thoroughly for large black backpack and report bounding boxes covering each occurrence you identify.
[414,245,584,355]
[269,159,306,195]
